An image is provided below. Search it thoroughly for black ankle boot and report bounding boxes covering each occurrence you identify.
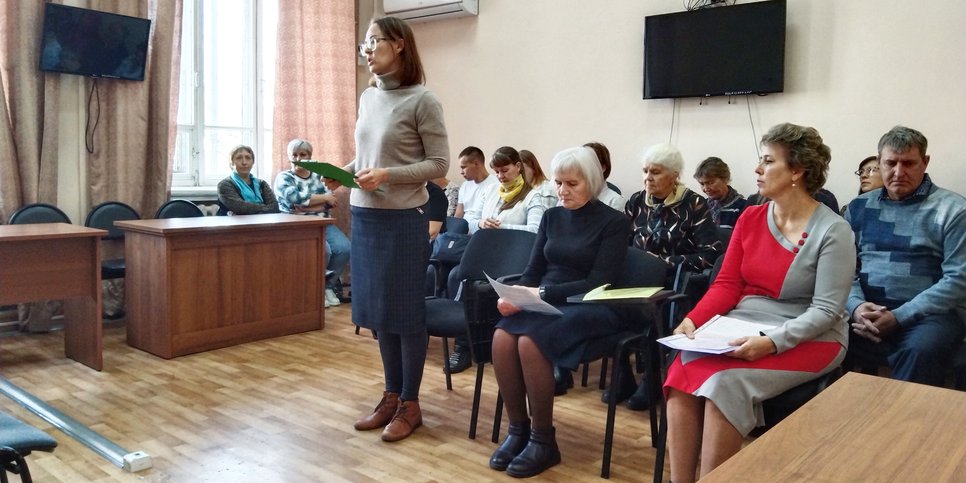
[601,360,637,404]
[506,427,561,478]
[626,378,652,411]
[553,366,573,396]
[489,420,530,471]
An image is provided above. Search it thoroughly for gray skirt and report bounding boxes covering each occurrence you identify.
[350,206,429,335]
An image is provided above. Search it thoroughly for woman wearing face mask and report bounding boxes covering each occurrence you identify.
[216,145,279,215]
[323,16,449,443]
[465,146,553,234]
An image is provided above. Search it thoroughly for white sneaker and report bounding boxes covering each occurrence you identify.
[325,288,341,307]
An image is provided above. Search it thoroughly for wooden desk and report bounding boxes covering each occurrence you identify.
[116,214,330,359]
[0,223,106,370]
[703,372,966,482]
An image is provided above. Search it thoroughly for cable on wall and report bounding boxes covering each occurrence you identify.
[746,95,760,160]
[85,79,101,154]
[668,98,677,144]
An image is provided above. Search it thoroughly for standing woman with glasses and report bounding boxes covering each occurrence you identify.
[324,17,448,442]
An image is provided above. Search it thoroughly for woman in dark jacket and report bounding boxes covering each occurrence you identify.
[621,143,723,409]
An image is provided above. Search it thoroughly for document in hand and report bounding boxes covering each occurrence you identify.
[582,284,663,301]
[485,273,563,316]
[657,315,774,354]
[293,161,361,189]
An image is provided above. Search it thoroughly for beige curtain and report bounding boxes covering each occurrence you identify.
[0,1,182,331]
[0,0,181,221]
[273,0,357,236]
[84,0,183,217]
[0,3,60,222]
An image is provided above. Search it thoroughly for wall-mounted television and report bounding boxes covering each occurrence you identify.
[643,0,786,99]
[38,3,151,81]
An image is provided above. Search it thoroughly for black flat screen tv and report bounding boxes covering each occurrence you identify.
[643,0,786,99]
[38,4,151,81]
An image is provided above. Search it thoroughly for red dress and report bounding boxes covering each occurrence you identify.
[663,203,855,435]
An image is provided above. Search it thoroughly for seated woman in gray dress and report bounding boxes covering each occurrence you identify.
[216,145,279,215]
[488,146,632,478]
[664,123,856,482]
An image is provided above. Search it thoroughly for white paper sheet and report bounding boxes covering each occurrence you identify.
[657,315,774,354]
[485,273,563,316]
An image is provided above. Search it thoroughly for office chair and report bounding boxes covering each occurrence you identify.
[154,199,205,218]
[425,228,537,438]
[0,411,57,483]
[84,201,140,280]
[84,202,139,319]
[7,204,71,225]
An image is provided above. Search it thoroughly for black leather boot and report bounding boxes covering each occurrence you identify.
[626,378,652,411]
[601,359,637,404]
[506,427,561,478]
[489,420,530,471]
[553,366,573,396]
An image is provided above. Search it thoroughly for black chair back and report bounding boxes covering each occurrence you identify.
[616,248,669,288]
[717,226,734,250]
[155,199,205,219]
[455,229,536,290]
[445,216,469,235]
[7,203,71,225]
[84,202,140,239]
[606,181,622,195]
[707,254,725,284]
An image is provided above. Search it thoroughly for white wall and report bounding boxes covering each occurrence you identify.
[382,0,966,204]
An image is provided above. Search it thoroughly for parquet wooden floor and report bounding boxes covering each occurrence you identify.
[0,306,666,482]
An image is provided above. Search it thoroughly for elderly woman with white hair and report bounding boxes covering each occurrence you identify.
[273,138,351,307]
[620,143,723,408]
[626,143,722,272]
[488,146,632,478]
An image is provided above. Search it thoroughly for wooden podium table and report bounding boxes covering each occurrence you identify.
[116,214,331,359]
[0,223,106,370]
[703,372,966,482]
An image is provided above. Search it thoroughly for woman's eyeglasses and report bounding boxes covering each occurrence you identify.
[854,166,880,177]
[358,37,388,57]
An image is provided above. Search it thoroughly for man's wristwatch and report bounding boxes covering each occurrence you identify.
[538,286,547,301]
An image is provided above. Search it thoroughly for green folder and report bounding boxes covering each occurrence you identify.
[294,161,361,189]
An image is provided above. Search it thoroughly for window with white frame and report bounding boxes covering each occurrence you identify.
[173,0,277,187]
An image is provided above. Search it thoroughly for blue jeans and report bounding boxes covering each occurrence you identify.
[849,313,964,386]
[325,225,350,289]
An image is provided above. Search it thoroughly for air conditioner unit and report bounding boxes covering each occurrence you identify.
[383,0,479,23]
